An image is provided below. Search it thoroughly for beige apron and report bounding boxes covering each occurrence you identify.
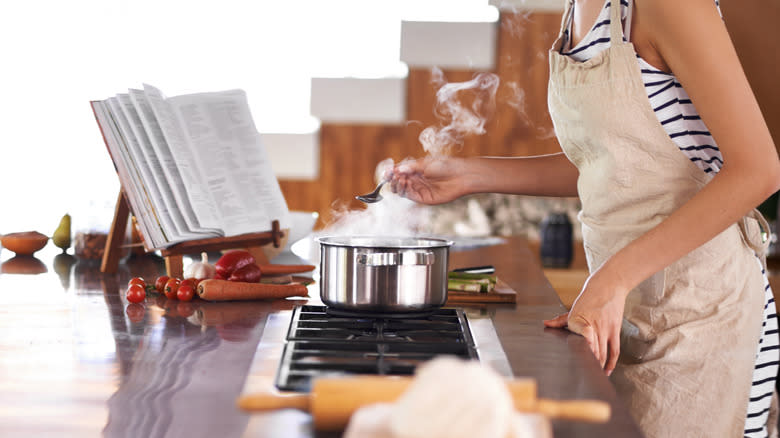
[547,1,770,436]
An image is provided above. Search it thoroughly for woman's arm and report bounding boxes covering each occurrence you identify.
[546,0,780,374]
[389,152,579,204]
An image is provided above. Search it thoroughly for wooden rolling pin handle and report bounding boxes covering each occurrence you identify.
[236,393,310,412]
[535,399,611,423]
[236,377,611,429]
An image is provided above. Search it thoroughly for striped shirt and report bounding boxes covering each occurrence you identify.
[561,0,723,174]
[560,1,779,437]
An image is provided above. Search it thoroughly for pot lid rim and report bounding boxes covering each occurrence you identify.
[316,235,454,248]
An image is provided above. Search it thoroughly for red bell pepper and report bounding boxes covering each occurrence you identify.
[215,250,256,278]
[227,263,263,283]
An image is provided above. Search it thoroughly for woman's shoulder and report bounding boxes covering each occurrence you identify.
[635,0,722,35]
[631,0,725,73]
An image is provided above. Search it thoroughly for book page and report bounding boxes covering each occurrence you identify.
[129,89,219,236]
[142,84,222,232]
[91,101,164,249]
[167,89,290,236]
[117,93,202,243]
[106,96,172,245]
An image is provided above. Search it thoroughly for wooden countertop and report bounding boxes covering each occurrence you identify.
[0,236,642,437]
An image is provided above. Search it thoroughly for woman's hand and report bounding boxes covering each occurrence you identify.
[387,156,474,205]
[544,268,629,376]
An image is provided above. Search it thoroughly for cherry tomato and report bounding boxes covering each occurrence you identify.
[126,283,146,303]
[125,303,145,323]
[184,277,200,288]
[177,283,195,302]
[164,277,181,300]
[180,278,195,289]
[155,275,170,293]
[128,277,146,289]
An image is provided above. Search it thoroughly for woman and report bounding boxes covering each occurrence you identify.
[387,0,780,436]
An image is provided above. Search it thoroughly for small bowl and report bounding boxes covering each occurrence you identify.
[1,231,49,256]
[286,211,319,250]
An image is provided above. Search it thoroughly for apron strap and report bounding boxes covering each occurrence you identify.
[624,0,634,41]
[560,0,575,36]
[609,0,624,45]
[552,0,576,53]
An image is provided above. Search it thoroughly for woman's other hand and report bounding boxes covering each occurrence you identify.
[543,268,630,376]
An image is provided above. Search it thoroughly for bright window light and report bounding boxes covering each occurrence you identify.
[0,0,494,234]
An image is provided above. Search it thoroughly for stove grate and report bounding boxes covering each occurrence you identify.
[274,305,478,392]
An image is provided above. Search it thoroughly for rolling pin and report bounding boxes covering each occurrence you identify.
[237,375,611,431]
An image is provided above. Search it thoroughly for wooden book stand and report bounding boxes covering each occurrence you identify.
[101,191,284,278]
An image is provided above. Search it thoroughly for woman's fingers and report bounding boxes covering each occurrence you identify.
[569,317,600,367]
[605,328,620,376]
[549,313,602,365]
[543,312,569,328]
[542,270,627,376]
[579,324,601,366]
[548,313,621,374]
[598,326,609,369]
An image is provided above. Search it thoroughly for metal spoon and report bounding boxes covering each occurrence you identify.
[355,180,387,203]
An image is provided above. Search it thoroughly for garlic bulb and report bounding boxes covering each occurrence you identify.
[184,252,216,280]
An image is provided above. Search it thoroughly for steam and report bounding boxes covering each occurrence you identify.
[316,69,503,239]
[505,81,555,140]
[323,158,432,236]
[419,68,500,156]
[501,7,532,40]
[325,195,433,237]
[505,82,529,125]
[496,3,557,141]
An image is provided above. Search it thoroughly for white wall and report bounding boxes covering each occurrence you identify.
[0,0,497,233]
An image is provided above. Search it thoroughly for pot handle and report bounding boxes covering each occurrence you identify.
[357,251,435,266]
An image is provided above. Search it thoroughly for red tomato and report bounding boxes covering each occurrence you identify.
[164,278,181,300]
[184,277,201,288]
[177,283,195,302]
[128,277,146,289]
[126,284,146,303]
[180,278,195,289]
[155,276,170,293]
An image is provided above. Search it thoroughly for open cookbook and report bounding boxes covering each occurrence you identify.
[91,84,290,250]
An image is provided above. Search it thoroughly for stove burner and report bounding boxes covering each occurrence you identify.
[324,306,435,320]
[274,305,477,392]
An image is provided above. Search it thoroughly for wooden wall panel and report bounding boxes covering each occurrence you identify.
[280,11,564,229]
[493,12,563,157]
[721,0,780,152]
[279,125,405,227]
[279,6,780,230]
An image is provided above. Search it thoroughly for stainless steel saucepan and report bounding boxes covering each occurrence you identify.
[317,236,453,313]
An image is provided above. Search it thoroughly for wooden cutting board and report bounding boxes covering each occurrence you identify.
[445,278,517,304]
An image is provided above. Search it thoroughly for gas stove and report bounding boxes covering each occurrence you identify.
[274,305,478,391]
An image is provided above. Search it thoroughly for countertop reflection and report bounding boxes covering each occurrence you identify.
[0,238,642,438]
[0,245,309,437]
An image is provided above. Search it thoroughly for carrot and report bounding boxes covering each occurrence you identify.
[258,264,316,276]
[197,279,309,301]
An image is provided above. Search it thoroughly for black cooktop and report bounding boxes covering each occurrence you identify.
[274,305,478,392]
